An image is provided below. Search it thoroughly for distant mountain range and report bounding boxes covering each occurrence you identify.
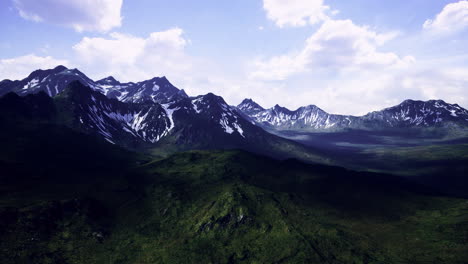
[1,65,468,157]
[237,98,468,132]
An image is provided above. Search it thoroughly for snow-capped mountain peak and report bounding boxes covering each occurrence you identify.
[0,65,96,97]
[237,98,265,116]
[112,76,188,104]
[363,99,468,127]
[188,93,246,137]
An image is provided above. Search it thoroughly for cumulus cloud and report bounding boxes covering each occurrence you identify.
[250,55,308,81]
[405,68,468,105]
[241,64,468,116]
[298,68,468,115]
[0,54,68,80]
[262,0,333,27]
[423,1,468,34]
[72,28,191,82]
[0,28,238,104]
[13,0,123,32]
[246,5,468,114]
[250,19,413,81]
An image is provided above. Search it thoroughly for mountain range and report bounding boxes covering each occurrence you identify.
[238,98,468,132]
[1,65,468,157]
[0,66,331,164]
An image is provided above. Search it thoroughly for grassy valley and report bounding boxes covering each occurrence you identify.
[274,129,468,197]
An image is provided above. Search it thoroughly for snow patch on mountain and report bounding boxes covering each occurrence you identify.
[22,78,40,90]
[220,115,234,134]
[161,103,180,132]
[191,98,203,113]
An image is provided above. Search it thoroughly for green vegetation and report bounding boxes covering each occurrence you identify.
[362,143,468,163]
[345,144,468,197]
[279,129,468,197]
[1,123,467,263]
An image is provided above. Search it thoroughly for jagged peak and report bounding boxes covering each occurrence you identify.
[203,92,222,99]
[147,76,169,83]
[297,104,320,111]
[97,76,119,84]
[195,93,228,106]
[103,76,117,81]
[240,98,255,104]
[57,67,87,77]
[238,98,264,110]
[141,76,179,90]
[272,104,290,112]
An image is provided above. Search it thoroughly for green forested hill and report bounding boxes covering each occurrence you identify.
[1,119,467,263]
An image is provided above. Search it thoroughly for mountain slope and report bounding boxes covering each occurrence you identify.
[55,81,175,148]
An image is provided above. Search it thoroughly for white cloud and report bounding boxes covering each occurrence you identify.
[72,28,191,82]
[246,0,468,115]
[0,28,243,107]
[0,54,68,80]
[403,68,468,106]
[245,8,468,115]
[251,55,308,81]
[297,70,465,115]
[241,64,468,116]
[13,0,123,32]
[262,0,332,27]
[250,19,412,81]
[423,1,468,34]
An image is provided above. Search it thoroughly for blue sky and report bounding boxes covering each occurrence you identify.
[1,0,468,115]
